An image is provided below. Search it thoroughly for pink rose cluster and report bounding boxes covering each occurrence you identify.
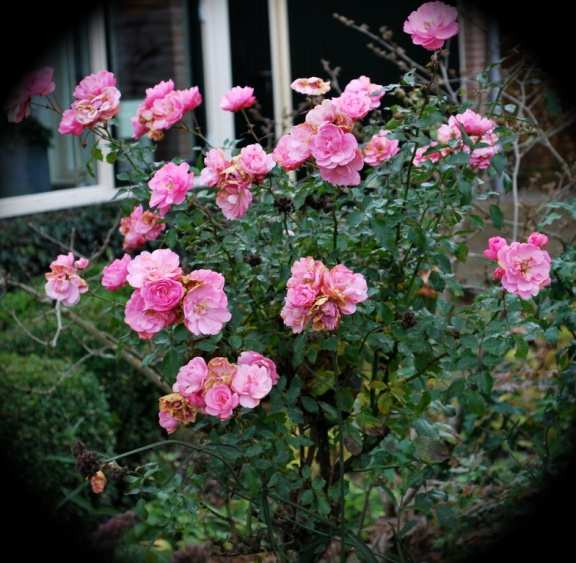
[159,351,278,431]
[415,109,500,170]
[483,232,552,299]
[132,79,202,141]
[273,76,386,186]
[220,86,256,112]
[281,257,369,333]
[403,1,459,51]
[59,70,121,136]
[119,205,166,252]
[45,252,90,306]
[118,249,231,339]
[148,161,194,214]
[199,143,275,220]
[6,66,55,123]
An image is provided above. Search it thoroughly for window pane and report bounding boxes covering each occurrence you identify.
[0,22,96,199]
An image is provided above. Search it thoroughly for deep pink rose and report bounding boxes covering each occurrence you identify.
[148,161,194,213]
[319,149,364,186]
[102,254,132,291]
[141,278,185,312]
[403,1,459,51]
[231,364,273,408]
[220,86,256,112]
[203,384,239,420]
[158,411,179,434]
[310,123,358,170]
[483,236,508,261]
[527,232,549,248]
[173,357,209,399]
[124,289,176,339]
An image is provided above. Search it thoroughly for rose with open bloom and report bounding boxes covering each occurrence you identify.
[273,124,315,171]
[101,254,132,291]
[291,77,331,96]
[220,86,256,112]
[239,144,275,180]
[173,357,208,403]
[216,185,253,220]
[231,364,273,408]
[483,233,552,299]
[127,249,182,288]
[141,278,185,312]
[59,70,121,136]
[282,257,368,333]
[310,123,358,169]
[132,79,202,141]
[119,205,166,252]
[343,76,384,110]
[6,66,55,123]
[237,351,279,385]
[148,162,194,214]
[203,384,239,420]
[403,1,459,51]
[333,90,372,121]
[124,289,177,339]
[45,252,89,307]
[363,131,400,166]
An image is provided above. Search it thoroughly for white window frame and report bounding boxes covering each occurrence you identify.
[0,2,236,219]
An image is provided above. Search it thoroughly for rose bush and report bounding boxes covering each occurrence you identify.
[5,2,576,561]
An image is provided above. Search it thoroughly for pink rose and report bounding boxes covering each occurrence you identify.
[527,232,549,248]
[333,91,372,121]
[273,124,314,171]
[126,249,182,289]
[413,143,451,166]
[182,284,231,336]
[124,289,176,339]
[119,205,166,252]
[238,144,275,180]
[102,254,132,291]
[288,257,327,290]
[73,70,116,99]
[141,278,185,312]
[280,302,309,334]
[497,242,552,299]
[237,351,279,385]
[468,133,500,170]
[343,76,384,110]
[173,357,208,399]
[58,109,85,136]
[319,150,364,186]
[483,236,508,261]
[310,123,358,169]
[148,162,194,213]
[220,86,256,112]
[203,384,239,420]
[231,364,273,408]
[312,300,341,332]
[363,131,400,166]
[286,284,318,308]
[6,66,55,123]
[322,264,369,315]
[158,411,179,434]
[403,1,459,51]
[216,185,253,220]
[44,252,88,306]
[291,77,331,96]
[305,99,353,132]
[185,269,226,291]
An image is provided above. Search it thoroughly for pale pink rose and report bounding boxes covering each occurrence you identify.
[158,411,179,434]
[305,99,354,132]
[319,149,364,186]
[231,364,273,408]
[59,70,121,135]
[124,288,176,339]
[363,131,400,166]
[126,249,182,289]
[447,109,495,138]
[403,1,459,51]
[182,284,231,336]
[173,357,208,399]
[132,80,202,140]
[468,132,500,170]
[237,351,279,385]
[273,124,314,171]
[413,143,451,166]
[497,242,552,299]
[101,254,132,291]
[291,77,331,96]
[148,161,194,213]
[141,278,185,312]
[322,264,369,315]
[75,258,90,270]
[280,302,309,334]
[238,144,275,180]
[45,277,82,306]
[220,86,256,112]
[310,123,358,169]
[527,232,549,248]
[333,91,372,121]
[203,384,239,420]
[199,148,231,187]
[343,76,384,110]
[483,236,508,261]
[119,205,166,252]
[312,300,341,332]
[288,257,327,290]
[44,252,88,306]
[216,185,253,220]
[185,269,226,291]
[286,284,318,308]
[6,66,55,123]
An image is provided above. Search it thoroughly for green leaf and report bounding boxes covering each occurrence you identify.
[489,204,503,228]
